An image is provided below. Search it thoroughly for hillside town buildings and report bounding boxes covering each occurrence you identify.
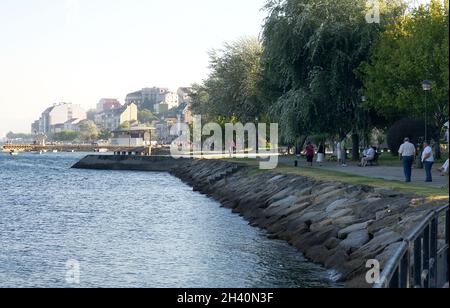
[96,98,122,113]
[30,86,193,143]
[94,103,138,131]
[125,87,179,113]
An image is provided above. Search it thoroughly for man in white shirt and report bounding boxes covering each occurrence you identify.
[398,138,416,182]
[421,141,435,182]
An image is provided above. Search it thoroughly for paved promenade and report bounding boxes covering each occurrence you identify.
[279,156,449,189]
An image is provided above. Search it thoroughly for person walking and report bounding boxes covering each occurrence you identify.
[341,138,348,167]
[336,141,343,165]
[305,142,315,167]
[421,141,435,182]
[398,138,416,183]
[317,142,325,166]
[228,140,236,157]
[438,159,449,175]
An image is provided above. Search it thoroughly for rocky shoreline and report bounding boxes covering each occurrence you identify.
[73,155,448,287]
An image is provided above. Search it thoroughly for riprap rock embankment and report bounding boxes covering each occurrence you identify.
[73,155,447,287]
[170,159,447,287]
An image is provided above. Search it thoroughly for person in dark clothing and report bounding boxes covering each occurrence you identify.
[305,142,315,166]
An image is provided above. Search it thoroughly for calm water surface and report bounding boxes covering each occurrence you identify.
[0,152,336,288]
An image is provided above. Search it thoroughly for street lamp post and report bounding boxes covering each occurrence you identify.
[361,96,368,148]
[421,80,432,142]
[255,116,259,154]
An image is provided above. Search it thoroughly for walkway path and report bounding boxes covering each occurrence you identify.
[278,156,449,189]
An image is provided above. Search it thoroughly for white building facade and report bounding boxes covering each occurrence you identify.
[34,102,86,134]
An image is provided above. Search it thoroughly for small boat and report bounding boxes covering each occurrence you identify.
[9,151,18,156]
[52,150,58,153]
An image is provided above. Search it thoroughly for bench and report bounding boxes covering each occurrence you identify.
[367,152,380,166]
[328,154,338,162]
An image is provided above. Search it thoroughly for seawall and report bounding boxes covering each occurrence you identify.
[72,155,179,172]
[72,155,448,287]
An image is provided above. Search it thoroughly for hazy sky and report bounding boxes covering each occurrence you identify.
[0,0,266,137]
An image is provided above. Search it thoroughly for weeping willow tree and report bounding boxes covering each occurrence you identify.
[259,0,406,157]
[190,37,264,123]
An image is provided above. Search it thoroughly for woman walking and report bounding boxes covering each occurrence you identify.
[336,141,342,165]
[305,142,315,167]
[317,142,325,166]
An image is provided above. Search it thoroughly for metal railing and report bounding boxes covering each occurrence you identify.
[374,205,449,288]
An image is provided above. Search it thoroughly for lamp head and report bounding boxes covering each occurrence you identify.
[422,80,432,91]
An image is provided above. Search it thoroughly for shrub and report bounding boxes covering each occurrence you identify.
[387,118,434,154]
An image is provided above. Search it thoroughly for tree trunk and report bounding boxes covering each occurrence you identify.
[352,132,360,161]
[434,141,442,160]
[295,136,308,155]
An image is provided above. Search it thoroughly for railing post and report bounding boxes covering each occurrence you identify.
[400,252,409,288]
[414,237,422,288]
[446,209,449,285]
[430,217,438,288]
[389,268,400,288]
[423,226,430,288]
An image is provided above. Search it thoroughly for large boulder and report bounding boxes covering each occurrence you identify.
[332,216,359,227]
[326,199,349,213]
[338,221,373,240]
[305,245,333,264]
[339,230,371,254]
[329,209,353,219]
[325,237,341,250]
[325,248,350,268]
[351,230,403,260]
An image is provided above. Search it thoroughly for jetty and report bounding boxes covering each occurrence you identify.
[1,143,151,154]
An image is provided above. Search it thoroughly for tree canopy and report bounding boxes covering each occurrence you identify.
[187,0,448,157]
[190,37,263,123]
[78,120,99,142]
[52,130,79,142]
[259,0,406,145]
[138,109,159,124]
[360,0,449,132]
[6,132,34,140]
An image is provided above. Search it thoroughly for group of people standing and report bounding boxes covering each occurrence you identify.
[304,139,348,167]
[302,138,447,184]
[398,138,441,183]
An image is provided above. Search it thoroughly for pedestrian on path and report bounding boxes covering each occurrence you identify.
[317,142,325,166]
[336,141,343,165]
[305,142,315,166]
[421,141,435,182]
[438,159,449,175]
[341,138,348,167]
[228,140,235,157]
[398,138,416,183]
